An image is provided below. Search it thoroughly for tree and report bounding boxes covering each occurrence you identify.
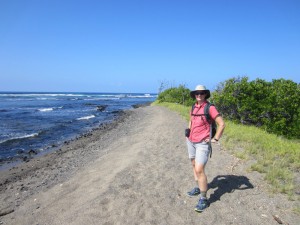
[157,85,194,106]
[212,77,300,139]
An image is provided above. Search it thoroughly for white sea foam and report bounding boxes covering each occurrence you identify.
[76,115,95,120]
[38,108,54,112]
[0,93,157,100]
[0,93,87,97]
[0,133,39,144]
[127,94,157,98]
[83,97,119,101]
[37,98,48,100]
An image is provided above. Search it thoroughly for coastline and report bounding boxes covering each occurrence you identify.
[1,105,299,224]
[0,92,155,168]
[0,105,144,215]
[0,102,152,170]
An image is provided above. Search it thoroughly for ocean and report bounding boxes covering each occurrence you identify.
[0,92,157,167]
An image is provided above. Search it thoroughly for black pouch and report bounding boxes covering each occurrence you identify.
[185,128,190,137]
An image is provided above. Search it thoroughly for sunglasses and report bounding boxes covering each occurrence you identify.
[195,92,206,96]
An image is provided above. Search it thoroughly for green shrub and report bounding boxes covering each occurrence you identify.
[157,85,194,106]
[157,78,300,139]
[212,77,300,139]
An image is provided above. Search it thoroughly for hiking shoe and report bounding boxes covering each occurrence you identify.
[187,187,200,197]
[195,198,209,212]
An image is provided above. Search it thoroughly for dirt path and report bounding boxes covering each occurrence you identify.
[0,105,299,224]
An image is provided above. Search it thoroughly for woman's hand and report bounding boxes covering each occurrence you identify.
[204,138,210,142]
[211,138,218,143]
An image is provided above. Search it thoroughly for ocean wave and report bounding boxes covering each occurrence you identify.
[36,97,61,101]
[0,93,157,100]
[38,108,54,112]
[83,97,120,101]
[37,98,50,100]
[0,93,88,97]
[37,106,63,112]
[0,133,39,144]
[76,115,95,120]
[127,94,157,98]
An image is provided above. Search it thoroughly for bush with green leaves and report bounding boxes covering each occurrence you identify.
[157,85,194,106]
[212,77,300,139]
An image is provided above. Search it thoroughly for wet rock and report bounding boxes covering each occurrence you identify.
[97,105,108,112]
[111,110,120,114]
[132,102,151,108]
[23,156,30,162]
[28,149,38,156]
[17,149,25,154]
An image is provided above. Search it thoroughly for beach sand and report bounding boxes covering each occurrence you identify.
[0,105,299,225]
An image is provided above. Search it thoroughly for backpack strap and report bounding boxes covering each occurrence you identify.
[191,103,206,117]
[191,102,214,119]
[190,104,196,115]
[205,103,213,158]
[204,103,214,122]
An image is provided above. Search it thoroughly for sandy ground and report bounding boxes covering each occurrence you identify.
[0,105,299,225]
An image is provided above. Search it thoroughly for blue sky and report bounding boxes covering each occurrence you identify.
[0,0,299,93]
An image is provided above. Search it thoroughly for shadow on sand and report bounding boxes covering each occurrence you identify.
[208,175,254,205]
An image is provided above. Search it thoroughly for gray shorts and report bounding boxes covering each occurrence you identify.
[186,139,210,165]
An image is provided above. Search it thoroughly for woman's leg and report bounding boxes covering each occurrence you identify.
[195,162,207,195]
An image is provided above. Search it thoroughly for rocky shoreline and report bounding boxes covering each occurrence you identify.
[0,106,135,216]
[0,102,152,169]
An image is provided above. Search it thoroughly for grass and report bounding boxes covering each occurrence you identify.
[224,121,299,199]
[152,101,300,200]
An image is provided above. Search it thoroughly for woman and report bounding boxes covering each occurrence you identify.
[186,85,225,212]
